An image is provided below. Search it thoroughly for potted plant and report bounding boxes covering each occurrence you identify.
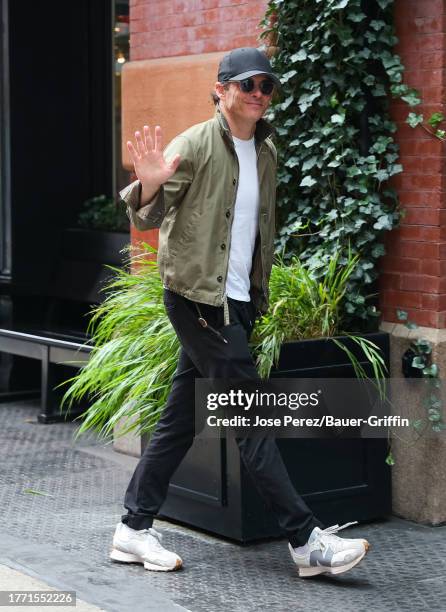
[61,243,390,542]
[61,195,130,272]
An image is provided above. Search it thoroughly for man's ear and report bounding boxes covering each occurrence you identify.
[214,81,226,102]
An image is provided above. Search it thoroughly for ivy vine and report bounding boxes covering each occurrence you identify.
[260,0,420,328]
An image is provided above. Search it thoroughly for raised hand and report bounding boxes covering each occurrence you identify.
[127,125,181,202]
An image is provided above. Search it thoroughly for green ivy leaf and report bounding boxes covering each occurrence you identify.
[370,19,386,31]
[290,49,307,62]
[302,137,321,148]
[300,176,317,187]
[385,450,395,466]
[281,95,294,110]
[427,112,444,127]
[412,419,424,431]
[302,156,319,171]
[406,113,423,128]
[423,364,439,377]
[347,10,367,23]
[414,338,432,354]
[332,0,349,9]
[373,214,393,230]
[406,322,418,330]
[281,69,298,83]
[411,356,426,369]
[396,308,408,321]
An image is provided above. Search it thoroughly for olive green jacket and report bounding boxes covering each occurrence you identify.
[119,106,277,317]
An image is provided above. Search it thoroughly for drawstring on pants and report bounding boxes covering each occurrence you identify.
[223,295,230,326]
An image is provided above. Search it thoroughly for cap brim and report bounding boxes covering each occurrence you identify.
[229,70,281,88]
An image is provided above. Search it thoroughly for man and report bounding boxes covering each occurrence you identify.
[111,48,370,578]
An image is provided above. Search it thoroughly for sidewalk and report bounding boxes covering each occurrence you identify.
[1,400,445,612]
[0,565,103,611]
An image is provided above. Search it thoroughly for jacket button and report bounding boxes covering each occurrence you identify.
[220,243,226,250]
[225,210,231,218]
[217,275,223,282]
[232,178,236,185]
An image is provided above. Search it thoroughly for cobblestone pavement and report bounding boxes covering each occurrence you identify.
[1,400,445,612]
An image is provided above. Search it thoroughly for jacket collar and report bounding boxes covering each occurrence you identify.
[214,104,275,148]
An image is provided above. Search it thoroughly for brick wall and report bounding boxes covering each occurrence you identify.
[379,0,446,328]
[129,0,268,60]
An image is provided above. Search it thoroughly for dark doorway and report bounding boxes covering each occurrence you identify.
[6,0,114,293]
[0,1,118,392]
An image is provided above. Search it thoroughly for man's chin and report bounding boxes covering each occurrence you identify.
[246,106,266,119]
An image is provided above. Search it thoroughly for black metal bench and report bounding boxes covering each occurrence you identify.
[0,329,93,422]
[0,228,128,423]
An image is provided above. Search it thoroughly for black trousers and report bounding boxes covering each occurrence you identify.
[121,288,324,547]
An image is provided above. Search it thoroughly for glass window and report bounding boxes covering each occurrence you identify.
[114,1,129,193]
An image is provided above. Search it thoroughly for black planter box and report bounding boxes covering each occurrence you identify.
[158,332,391,542]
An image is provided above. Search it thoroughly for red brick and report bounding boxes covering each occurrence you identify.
[399,174,442,191]
[421,52,444,70]
[380,256,420,274]
[390,241,442,259]
[419,260,440,276]
[201,0,220,8]
[421,310,445,327]
[406,0,444,18]
[131,2,173,20]
[398,226,442,241]
[413,17,443,34]
[400,274,440,292]
[203,5,255,23]
[398,191,443,208]
[172,0,202,11]
[383,290,422,309]
[422,293,446,310]
[402,208,441,225]
[398,139,442,158]
[379,272,402,291]
[425,276,443,292]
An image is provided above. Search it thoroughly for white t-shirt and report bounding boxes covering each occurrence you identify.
[225,135,260,302]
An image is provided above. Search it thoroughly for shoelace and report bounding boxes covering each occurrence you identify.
[139,527,164,550]
[320,521,358,536]
[316,521,359,552]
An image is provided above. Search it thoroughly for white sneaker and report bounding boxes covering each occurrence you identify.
[110,522,183,571]
[288,521,370,578]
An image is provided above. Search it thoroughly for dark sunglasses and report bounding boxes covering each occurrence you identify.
[231,77,275,96]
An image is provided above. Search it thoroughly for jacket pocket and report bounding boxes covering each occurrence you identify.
[175,208,202,251]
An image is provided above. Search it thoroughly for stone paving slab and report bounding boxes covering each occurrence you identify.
[1,401,445,612]
[0,564,104,612]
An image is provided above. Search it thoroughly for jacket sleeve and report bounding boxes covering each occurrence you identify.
[119,135,195,231]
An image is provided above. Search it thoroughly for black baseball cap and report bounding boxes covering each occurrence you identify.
[218,47,281,87]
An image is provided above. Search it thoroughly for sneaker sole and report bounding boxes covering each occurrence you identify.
[110,548,183,572]
[290,542,370,578]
